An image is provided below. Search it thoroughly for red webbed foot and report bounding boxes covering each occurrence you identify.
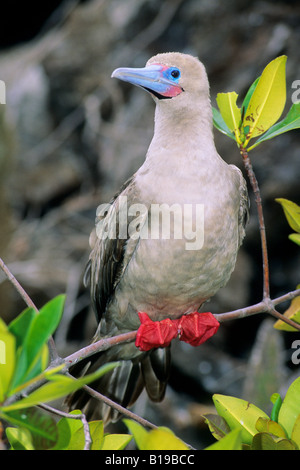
[135,311,219,351]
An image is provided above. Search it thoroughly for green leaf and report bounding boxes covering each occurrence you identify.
[0,329,15,402]
[255,417,286,438]
[203,413,231,440]
[2,362,119,412]
[124,419,188,450]
[205,428,243,450]
[291,414,300,447]
[22,295,65,372]
[251,432,297,450]
[216,92,242,143]
[243,55,287,145]
[212,107,236,140]
[89,421,104,450]
[248,102,300,149]
[2,408,58,449]
[10,295,65,390]
[276,198,300,233]
[8,307,36,349]
[278,377,300,438]
[9,362,66,397]
[51,409,82,450]
[68,420,104,450]
[6,426,34,450]
[143,428,189,450]
[0,318,8,334]
[241,76,260,117]
[274,293,300,332]
[101,433,132,450]
[289,233,300,246]
[123,419,149,449]
[212,394,269,445]
[270,393,283,422]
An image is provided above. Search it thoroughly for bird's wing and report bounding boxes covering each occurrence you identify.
[230,165,249,246]
[84,175,148,322]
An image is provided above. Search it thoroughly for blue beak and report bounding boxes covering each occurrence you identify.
[111,64,183,99]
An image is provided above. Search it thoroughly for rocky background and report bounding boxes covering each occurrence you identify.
[0,0,299,448]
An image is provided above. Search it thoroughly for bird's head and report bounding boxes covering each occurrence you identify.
[111,52,210,107]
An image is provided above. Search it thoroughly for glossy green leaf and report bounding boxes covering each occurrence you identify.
[19,344,50,389]
[8,307,36,349]
[21,295,65,371]
[270,393,283,422]
[212,107,236,140]
[9,295,65,390]
[251,432,297,450]
[278,377,300,438]
[203,413,230,440]
[0,329,16,401]
[205,428,242,450]
[6,426,34,450]
[123,419,148,449]
[213,394,269,444]
[274,292,300,332]
[10,362,66,397]
[243,55,287,145]
[50,409,82,450]
[255,417,286,438]
[248,102,300,149]
[89,421,105,450]
[276,198,300,233]
[143,428,189,450]
[101,433,132,450]
[216,92,242,143]
[289,233,300,246]
[2,408,58,449]
[241,76,260,117]
[291,414,300,447]
[2,362,119,412]
[66,419,104,450]
[124,419,188,450]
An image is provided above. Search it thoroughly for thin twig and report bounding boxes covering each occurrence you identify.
[240,145,270,300]
[0,257,58,361]
[64,331,138,368]
[79,383,158,431]
[215,293,300,331]
[0,257,39,312]
[272,288,300,307]
[38,402,91,450]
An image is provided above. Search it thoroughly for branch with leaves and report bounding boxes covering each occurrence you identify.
[213,54,300,330]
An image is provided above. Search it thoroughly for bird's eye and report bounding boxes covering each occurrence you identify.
[170,68,180,79]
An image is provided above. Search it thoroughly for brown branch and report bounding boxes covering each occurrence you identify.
[64,331,138,368]
[239,145,270,300]
[237,145,300,331]
[0,257,58,361]
[215,289,300,331]
[79,382,158,431]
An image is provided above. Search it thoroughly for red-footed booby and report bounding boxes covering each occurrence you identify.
[68,52,249,422]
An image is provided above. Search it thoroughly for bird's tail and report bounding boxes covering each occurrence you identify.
[66,345,171,423]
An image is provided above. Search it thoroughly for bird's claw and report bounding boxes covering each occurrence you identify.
[135,311,219,351]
